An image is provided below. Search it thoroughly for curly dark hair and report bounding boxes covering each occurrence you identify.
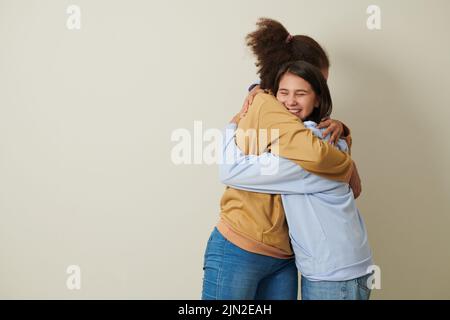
[246,18,330,94]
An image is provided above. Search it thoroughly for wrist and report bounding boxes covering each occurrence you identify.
[340,121,351,137]
[345,160,355,184]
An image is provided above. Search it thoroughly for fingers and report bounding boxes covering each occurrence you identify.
[248,86,261,105]
[316,119,331,129]
[240,100,248,114]
[322,127,332,139]
[332,126,343,144]
[247,91,257,107]
[329,132,339,145]
[320,122,343,145]
[332,122,344,140]
[320,116,330,123]
[240,86,263,119]
[248,95,254,106]
[243,100,249,113]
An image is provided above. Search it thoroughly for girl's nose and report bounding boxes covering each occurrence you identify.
[286,97,297,108]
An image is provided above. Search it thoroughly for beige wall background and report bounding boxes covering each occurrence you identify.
[1,0,449,299]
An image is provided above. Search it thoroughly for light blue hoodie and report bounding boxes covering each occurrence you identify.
[220,122,374,281]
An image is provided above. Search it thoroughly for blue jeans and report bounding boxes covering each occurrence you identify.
[201,227,298,300]
[301,273,372,300]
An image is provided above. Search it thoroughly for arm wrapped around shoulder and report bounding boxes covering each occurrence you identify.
[235,93,354,183]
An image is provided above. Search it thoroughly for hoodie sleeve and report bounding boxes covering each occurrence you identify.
[219,123,343,194]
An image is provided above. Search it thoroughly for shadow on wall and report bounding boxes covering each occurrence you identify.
[332,49,450,299]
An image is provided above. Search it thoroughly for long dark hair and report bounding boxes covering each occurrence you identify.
[246,18,330,94]
[274,60,332,123]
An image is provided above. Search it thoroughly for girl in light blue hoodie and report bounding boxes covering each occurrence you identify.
[220,60,375,300]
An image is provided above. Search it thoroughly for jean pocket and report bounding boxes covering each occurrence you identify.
[203,230,226,267]
[356,273,373,294]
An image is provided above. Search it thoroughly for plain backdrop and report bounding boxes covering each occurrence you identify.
[1,0,450,299]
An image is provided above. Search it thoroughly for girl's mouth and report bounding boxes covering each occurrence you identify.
[289,109,302,114]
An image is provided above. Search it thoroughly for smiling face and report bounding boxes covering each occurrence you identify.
[275,72,319,120]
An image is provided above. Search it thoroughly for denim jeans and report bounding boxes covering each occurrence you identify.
[201,227,298,300]
[301,273,372,300]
